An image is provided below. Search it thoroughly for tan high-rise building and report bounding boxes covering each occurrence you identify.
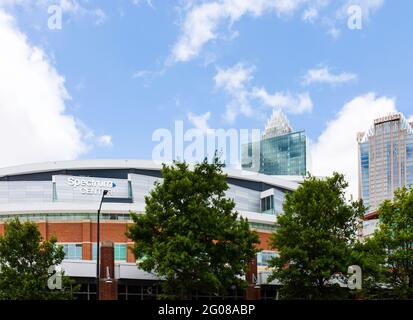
[357,113,413,214]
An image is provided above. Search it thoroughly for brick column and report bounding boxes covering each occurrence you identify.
[82,220,92,260]
[99,241,118,300]
[245,258,261,300]
[126,242,135,263]
[38,221,48,240]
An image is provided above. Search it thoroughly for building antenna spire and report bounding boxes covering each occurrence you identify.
[262,108,293,139]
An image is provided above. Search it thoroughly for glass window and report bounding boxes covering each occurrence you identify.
[62,243,82,260]
[257,251,278,267]
[261,195,275,214]
[115,244,127,261]
[92,243,127,261]
[242,131,306,175]
[249,222,276,232]
[92,243,97,261]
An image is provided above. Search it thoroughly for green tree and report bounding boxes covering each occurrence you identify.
[126,157,259,299]
[0,219,77,300]
[370,187,413,299]
[350,237,387,299]
[268,173,365,299]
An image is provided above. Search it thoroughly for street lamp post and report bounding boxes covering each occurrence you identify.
[96,190,108,300]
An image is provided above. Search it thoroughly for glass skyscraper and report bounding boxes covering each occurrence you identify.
[242,110,307,176]
[358,113,413,213]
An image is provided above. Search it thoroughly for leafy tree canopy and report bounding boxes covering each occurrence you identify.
[0,219,77,300]
[368,187,413,299]
[126,157,259,299]
[268,173,366,299]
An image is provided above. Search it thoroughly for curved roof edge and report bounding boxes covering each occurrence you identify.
[0,159,302,191]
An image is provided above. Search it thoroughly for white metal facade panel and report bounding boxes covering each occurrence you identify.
[0,181,52,204]
[129,173,162,207]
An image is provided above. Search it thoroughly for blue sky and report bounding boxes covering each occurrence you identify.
[0,0,412,196]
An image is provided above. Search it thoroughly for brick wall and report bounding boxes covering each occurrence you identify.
[256,231,272,250]
[0,221,274,263]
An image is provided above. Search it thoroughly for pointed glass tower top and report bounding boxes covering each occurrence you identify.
[262,109,293,139]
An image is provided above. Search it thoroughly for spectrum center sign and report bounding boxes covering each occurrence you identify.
[66,177,117,196]
[53,175,129,201]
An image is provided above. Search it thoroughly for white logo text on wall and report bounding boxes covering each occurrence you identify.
[66,177,117,196]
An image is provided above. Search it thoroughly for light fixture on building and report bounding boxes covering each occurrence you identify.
[105,266,113,284]
[253,273,261,289]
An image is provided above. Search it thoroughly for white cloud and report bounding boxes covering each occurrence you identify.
[187,111,211,133]
[171,0,309,63]
[132,68,165,79]
[311,93,396,199]
[328,0,385,37]
[303,66,358,85]
[327,26,341,39]
[131,0,155,9]
[77,120,113,148]
[301,0,331,23]
[408,115,413,123]
[214,63,254,93]
[171,0,385,62]
[0,0,108,26]
[55,0,81,14]
[93,8,107,26]
[214,63,255,123]
[302,7,318,22]
[0,9,110,168]
[58,0,108,25]
[97,135,113,147]
[214,63,312,123]
[133,70,151,78]
[251,88,313,114]
[132,68,166,87]
[338,0,384,21]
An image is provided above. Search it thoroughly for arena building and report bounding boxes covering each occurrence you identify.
[0,160,302,300]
